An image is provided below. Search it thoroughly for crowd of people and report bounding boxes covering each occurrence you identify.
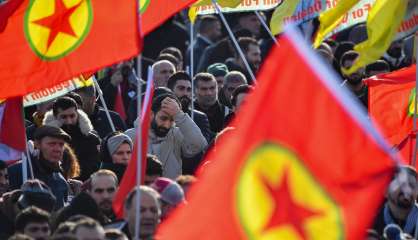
[0,8,416,240]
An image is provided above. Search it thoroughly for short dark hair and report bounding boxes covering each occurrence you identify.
[194,72,216,89]
[167,71,191,90]
[340,50,359,67]
[65,92,83,107]
[146,154,163,176]
[238,37,259,56]
[231,84,254,107]
[157,53,179,68]
[334,41,355,63]
[151,94,180,113]
[0,160,7,170]
[52,97,78,116]
[72,218,102,234]
[365,60,390,75]
[160,47,183,61]
[75,86,96,98]
[15,206,50,232]
[198,15,219,33]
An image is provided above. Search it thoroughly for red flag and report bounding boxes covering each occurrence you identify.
[141,0,198,35]
[157,28,395,239]
[0,0,141,98]
[0,97,25,161]
[366,66,416,163]
[113,75,154,218]
[114,86,127,121]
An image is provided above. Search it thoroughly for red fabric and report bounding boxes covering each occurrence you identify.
[141,0,198,35]
[366,65,416,163]
[157,32,395,240]
[0,97,25,152]
[112,79,154,218]
[114,86,127,121]
[0,0,141,98]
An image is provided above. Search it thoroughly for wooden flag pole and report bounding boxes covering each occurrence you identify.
[92,77,116,132]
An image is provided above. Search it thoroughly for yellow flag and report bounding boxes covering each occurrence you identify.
[313,0,358,48]
[269,0,300,35]
[343,0,408,75]
[189,0,241,23]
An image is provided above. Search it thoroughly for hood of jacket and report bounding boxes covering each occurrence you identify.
[43,109,94,136]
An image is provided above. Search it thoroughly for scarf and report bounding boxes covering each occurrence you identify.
[384,203,418,235]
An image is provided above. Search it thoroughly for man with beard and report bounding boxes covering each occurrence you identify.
[43,97,101,181]
[0,160,9,197]
[373,166,418,236]
[340,51,368,109]
[194,73,231,134]
[148,94,207,179]
[87,170,118,221]
[123,186,161,239]
[383,39,412,71]
[15,206,51,240]
[225,37,261,85]
[167,71,213,143]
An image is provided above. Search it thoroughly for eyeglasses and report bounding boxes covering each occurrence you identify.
[27,226,50,233]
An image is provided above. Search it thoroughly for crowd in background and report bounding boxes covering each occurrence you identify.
[0,8,416,240]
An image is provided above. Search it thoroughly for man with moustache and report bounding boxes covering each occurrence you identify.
[373,166,418,236]
[340,51,368,109]
[148,94,207,179]
[167,71,214,143]
[194,73,231,133]
[87,170,119,221]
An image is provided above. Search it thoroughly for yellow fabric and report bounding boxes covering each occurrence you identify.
[269,0,300,35]
[188,0,241,23]
[343,0,408,75]
[313,0,358,48]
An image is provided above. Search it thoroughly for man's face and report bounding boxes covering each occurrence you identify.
[173,80,192,111]
[57,107,78,126]
[74,226,105,240]
[154,62,175,88]
[111,143,132,165]
[196,80,218,108]
[35,137,65,163]
[23,222,50,240]
[234,92,248,111]
[125,193,160,239]
[239,15,261,36]
[246,44,262,71]
[224,81,244,103]
[0,168,9,196]
[208,21,222,41]
[215,76,225,91]
[151,111,174,137]
[78,93,96,115]
[89,175,118,215]
[387,171,418,210]
[342,59,365,85]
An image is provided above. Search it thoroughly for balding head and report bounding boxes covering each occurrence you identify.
[152,60,175,88]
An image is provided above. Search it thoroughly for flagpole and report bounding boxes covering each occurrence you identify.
[211,0,257,83]
[413,34,418,167]
[255,11,278,45]
[134,1,143,238]
[189,20,195,121]
[92,77,116,132]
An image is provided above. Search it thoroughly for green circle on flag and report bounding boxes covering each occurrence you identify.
[24,0,93,61]
[139,0,151,13]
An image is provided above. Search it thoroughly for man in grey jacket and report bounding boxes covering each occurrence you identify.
[126,94,207,179]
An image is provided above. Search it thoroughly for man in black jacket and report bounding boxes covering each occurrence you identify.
[76,86,126,138]
[43,97,101,181]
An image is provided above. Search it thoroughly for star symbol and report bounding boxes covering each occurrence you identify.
[260,168,322,238]
[32,0,82,50]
